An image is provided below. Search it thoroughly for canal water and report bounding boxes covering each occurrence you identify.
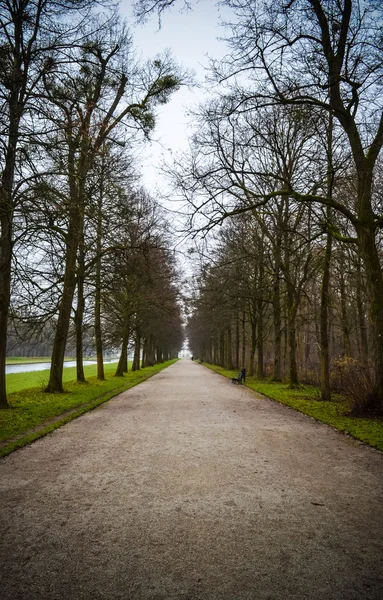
[6,360,117,375]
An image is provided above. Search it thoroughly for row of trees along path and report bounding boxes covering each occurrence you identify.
[161,0,383,413]
[0,0,184,407]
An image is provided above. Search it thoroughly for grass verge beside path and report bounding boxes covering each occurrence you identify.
[0,360,178,458]
[204,363,383,452]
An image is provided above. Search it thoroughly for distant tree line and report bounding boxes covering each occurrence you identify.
[0,0,184,407]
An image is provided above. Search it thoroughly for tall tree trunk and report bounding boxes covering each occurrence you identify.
[249,320,256,377]
[147,334,155,366]
[0,112,20,408]
[157,345,163,363]
[132,334,141,371]
[356,256,369,364]
[283,299,288,378]
[288,316,299,386]
[340,266,351,357]
[208,339,213,363]
[219,330,225,367]
[283,208,299,387]
[75,239,86,383]
[46,135,88,392]
[271,214,283,381]
[226,326,233,369]
[95,152,105,380]
[257,242,264,378]
[115,316,129,377]
[94,272,104,379]
[147,337,152,366]
[45,203,82,392]
[320,228,332,401]
[241,310,246,368]
[141,338,148,368]
[0,184,13,409]
[357,216,383,409]
[94,283,104,380]
[0,14,26,407]
[320,112,334,400]
[287,284,299,387]
[328,51,383,407]
[272,268,282,381]
[257,319,264,378]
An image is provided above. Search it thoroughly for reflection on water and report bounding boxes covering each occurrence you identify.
[6,360,117,375]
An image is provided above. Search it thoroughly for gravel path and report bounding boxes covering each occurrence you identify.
[1,359,382,600]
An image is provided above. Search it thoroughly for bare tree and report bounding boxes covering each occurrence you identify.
[41,20,182,392]
[0,0,102,407]
[215,0,383,409]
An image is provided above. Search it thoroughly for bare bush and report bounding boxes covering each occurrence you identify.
[331,357,379,416]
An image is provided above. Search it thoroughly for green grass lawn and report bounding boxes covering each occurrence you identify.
[0,360,178,457]
[205,363,383,452]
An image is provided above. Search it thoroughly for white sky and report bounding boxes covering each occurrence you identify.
[120,0,230,194]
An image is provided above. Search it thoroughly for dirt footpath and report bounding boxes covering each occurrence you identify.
[0,360,382,600]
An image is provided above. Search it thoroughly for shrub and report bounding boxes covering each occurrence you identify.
[331,356,379,416]
[301,368,320,387]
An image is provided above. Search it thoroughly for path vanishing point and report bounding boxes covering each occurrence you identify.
[0,359,382,600]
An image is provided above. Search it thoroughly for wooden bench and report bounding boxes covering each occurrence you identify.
[231,368,246,384]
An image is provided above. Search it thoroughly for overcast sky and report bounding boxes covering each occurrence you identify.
[120,0,230,195]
